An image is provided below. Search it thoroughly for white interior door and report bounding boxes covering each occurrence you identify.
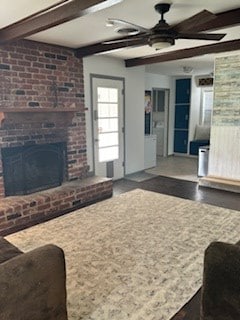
[92,77,124,180]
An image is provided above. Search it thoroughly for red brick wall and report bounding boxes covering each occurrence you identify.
[0,39,85,108]
[0,40,88,197]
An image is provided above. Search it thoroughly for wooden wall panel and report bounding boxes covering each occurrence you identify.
[208,53,240,181]
[209,126,240,180]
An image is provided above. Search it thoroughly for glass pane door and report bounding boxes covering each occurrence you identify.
[92,77,124,180]
[97,87,119,162]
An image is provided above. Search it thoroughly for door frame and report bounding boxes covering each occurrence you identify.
[152,87,170,157]
[90,73,126,177]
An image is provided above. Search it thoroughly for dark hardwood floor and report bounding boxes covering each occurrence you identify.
[113,175,240,320]
[113,175,240,211]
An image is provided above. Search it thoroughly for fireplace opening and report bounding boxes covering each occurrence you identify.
[2,142,66,196]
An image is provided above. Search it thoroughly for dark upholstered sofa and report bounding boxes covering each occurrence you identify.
[0,237,68,320]
[190,139,210,156]
[190,125,210,155]
[201,241,240,320]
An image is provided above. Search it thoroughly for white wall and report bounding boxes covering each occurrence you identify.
[83,55,145,175]
[145,73,172,90]
[125,67,145,173]
[189,75,201,143]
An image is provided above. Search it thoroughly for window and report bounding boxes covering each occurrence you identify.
[97,87,119,162]
[152,89,165,112]
[201,88,213,126]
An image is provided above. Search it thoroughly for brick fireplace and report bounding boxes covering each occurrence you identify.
[0,40,112,235]
[2,141,66,196]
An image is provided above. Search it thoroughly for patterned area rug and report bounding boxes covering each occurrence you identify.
[7,189,240,320]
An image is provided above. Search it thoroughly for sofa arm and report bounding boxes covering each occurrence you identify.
[0,244,68,320]
[0,237,22,263]
[201,241,240,320]
[190,140,210,155]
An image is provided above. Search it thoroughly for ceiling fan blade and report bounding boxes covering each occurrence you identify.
[75,37,148,58]
[190,7,240,32]
[178,32,226,41]
[103,33,148,44]
[106,18,149,33]
[172,10,216,33]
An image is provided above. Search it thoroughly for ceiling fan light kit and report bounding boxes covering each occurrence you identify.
[149,35,174,50]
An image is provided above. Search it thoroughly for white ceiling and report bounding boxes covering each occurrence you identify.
[1,0,240,75]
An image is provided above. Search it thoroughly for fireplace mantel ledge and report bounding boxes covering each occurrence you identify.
[0,108,81,126]
[0,108,80,113]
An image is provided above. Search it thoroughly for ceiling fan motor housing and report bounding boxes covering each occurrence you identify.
[155,3,171,19]
[149,18,176,49]
[148,3,176,48]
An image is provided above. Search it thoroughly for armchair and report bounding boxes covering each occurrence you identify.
[0,237,68,320]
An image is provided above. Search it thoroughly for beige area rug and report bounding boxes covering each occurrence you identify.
[7,189,240,320]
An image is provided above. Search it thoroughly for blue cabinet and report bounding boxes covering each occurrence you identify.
[174,79,191,154]
[174,130,188,153]
[175,78,191,103]
[174,105,189,129]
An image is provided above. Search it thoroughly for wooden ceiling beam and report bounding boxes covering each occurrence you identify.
[0,0,122,44]
[125,39,240,67]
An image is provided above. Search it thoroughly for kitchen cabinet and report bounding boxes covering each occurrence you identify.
[144,135,157,169]
[153,126,164,156]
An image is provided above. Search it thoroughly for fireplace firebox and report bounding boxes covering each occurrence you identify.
[2,142,66,196]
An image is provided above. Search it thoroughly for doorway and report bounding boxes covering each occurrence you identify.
[152,88,169,157]
[91,75,125,180]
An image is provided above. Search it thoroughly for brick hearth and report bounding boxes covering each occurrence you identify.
[0,176,112,236]
[0,39,113,233]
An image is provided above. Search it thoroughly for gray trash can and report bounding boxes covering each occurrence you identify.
[198,146,209,177]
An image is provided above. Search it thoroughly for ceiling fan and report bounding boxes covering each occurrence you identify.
[75,2,236,58]
[104,2,226,50]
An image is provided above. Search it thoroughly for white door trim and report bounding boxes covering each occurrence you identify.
[90,74,125,178]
